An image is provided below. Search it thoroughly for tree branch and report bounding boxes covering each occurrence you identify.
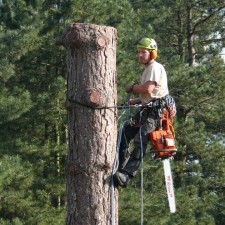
[191,5,225,35]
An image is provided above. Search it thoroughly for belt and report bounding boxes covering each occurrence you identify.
[144,96,167,108]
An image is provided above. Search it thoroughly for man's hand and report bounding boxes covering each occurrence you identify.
[125,83,134,93]
[129,98,141,105]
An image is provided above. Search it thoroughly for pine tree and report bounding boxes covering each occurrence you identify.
[118,0,225,224]
[0,1,67,224]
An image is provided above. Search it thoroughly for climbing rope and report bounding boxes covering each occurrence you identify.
[67,97,158,110]
[139,108,147,225]
[67,98,125,110]
[111,104,147,225]
[111,103,132,225]
[140,125,144,225]
[110,100,156,225]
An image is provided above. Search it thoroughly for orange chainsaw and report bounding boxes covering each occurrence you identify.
[149,107,177,213]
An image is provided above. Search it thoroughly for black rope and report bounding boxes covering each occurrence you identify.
[67,98,142,110]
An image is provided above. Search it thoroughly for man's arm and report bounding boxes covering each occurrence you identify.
[125,81,156,94]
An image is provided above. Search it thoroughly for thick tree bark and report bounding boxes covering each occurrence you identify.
[56,23,118,225]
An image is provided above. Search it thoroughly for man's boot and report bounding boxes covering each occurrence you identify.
[113,171,131,188]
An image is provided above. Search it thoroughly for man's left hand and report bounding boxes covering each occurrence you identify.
[125,83,133,93]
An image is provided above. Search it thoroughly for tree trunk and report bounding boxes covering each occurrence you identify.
[177,9,185,63]
[56,23,118,225]
[186,0,196,66]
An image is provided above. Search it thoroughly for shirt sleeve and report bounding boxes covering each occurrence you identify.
[145,63,161,84]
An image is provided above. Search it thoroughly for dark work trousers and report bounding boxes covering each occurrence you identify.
[119,107,158,177]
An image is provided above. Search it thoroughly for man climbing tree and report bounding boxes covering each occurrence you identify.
[114,37,176,187]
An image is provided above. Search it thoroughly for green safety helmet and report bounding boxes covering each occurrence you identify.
[136,37,158,51]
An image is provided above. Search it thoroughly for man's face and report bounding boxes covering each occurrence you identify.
[137,48,151,64]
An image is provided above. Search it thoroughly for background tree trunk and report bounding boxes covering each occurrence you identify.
[56,23,118,225]
[186,0,196,66]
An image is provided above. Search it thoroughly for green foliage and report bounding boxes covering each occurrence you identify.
[0,0,225,224]
[117,1,225,224]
